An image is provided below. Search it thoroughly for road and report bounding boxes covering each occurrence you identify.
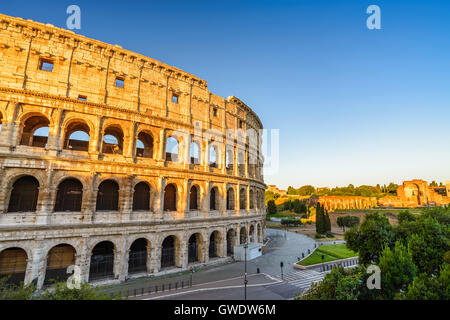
[137,229,326,300]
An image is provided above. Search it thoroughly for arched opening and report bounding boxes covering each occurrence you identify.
[240,188,247,210]
[210,187,218,211]
[136,131,154,158]
[161,236,176,269]
[132,182,150,211]
[209,231,219,259]
[63,121,90,152]
[238,152,245,177]
[249,189,254,210]
[96,180,119,211]
[189,185,199,210]
[0,248,27,286]
[240,227,247,244]
[102,126,124,155]
[89,241,114,281]
[227,229,235,256]
[249,225,255,243]
[8,176,39,213]
[164,184,177,211]
[44,244,76,286]
[19,115,50,148]
[188,233,201,264]
[227,188,235,210]
[190,141,200,165]
[54,178,83,212]
[128,238,148,275]
[226,149,234,174]
[165,136,179,162]
[209,145,217,168]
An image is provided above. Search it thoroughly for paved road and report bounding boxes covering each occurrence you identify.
[136,229,320,300]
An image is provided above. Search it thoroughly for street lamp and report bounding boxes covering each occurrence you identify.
[321,254,325,272]
[280,261,284,280]
[244,242,248,300]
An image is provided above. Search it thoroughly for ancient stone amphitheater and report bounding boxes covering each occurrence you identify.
[0,14,266,288]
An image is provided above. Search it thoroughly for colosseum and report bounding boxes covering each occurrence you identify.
[0,14,266,289]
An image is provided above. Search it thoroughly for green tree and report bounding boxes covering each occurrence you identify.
[38,281,119,300]
[0,277,35,300]
[315,203,325,234]
[293,199,302,213]
[378,241,417,299]
[267,200,277,214]
[298,185,315,196]
[324,210,331,233]
[287,186,298,195]
[345,212,395,265]
[401,263,450,300]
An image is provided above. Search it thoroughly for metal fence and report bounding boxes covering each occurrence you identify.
[320,257,359,272]
[110,278,192,298]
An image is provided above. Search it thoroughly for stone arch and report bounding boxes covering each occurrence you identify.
[208,143,219,168]
[249,224,255,243]
[238,150,245,176]
[54,178,83,212]
[43,243,76,286]
[165,135,180,162]
[189,184,200,211]
[136,131,154,158]
[161,235,179,269]
[208,230,221,259]
[227,187,235,210]
[225,147,234,173]
[128,238,149,275]
[133,181,151,211]
[240,226,247,244]
[190,140,201,165]
[187,233,203,264]
[226,228,236,256]
[164,183,177,211]
[62,118,92,152]
[249,188,255,209]
[0,247,28,286]
[209,186,219,211]
[18,113,50,147]
[96,179,119,211]
[7,175,40,213]
[102,124,124,155]
[239,187,247,210]
[89,241,115,281]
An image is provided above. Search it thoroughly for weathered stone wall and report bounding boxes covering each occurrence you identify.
[0,14,266,288]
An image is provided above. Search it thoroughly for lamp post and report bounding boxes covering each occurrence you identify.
[244,242,248,300]
[280,261,284,280]
[321,254,325,272]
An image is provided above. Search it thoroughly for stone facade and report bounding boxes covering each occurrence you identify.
[378,180,450,208]
[0,14,266,288]
[318,196,378,211]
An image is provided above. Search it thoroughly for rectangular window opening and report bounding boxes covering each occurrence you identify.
[39,59,54,72]
[213,108,218,117]
[172,93,179,104]
[78,95,87,101]
[115,77,125,88]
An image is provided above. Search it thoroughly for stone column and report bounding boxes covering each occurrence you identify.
[154,177,165,218]
[46,108,64,155]
[121,176,134,222]
[236,184,241,216]
[36,169,55,225]
[79,236,91,284]
[118,235,129,281]
[157,129,166,162]
[89,116,103,159]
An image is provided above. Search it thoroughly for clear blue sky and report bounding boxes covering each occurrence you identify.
[2,0,450,189]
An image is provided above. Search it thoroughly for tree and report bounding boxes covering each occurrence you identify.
[324,210,331,233]
[267,200,277,214]
[378,241,417,299]
[345,212,395,265]
[38,281,119,300]
[293,199,303,213]
[283,200,292,211]
[287,186,298,195]
[401,263,450,300]
[0,277,35,300]
[337,216,346,232]
[315,203,326,234]
[298,185,315,196]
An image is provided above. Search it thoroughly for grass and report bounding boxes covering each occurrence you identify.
[297,244,357,266]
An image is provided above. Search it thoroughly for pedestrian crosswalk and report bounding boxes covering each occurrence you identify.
[274,269,327,293]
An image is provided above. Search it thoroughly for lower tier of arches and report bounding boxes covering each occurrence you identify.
[0,216,266,289]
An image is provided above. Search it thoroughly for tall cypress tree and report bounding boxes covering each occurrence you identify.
[316,202,325,234]
[324,209,331,232]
